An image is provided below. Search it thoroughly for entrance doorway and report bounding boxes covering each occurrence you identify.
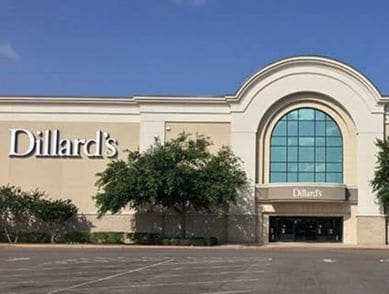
[269,216,342,242]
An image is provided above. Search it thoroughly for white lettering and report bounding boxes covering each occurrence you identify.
[52,129,59,156]
[41,129,51,156]
[59,139,73,156]
[84,131,103,157]
[293,188,323,199]
[8,129,119,159]
[73,138,86,157]
[105,137,118,158]
[9,129,36,157]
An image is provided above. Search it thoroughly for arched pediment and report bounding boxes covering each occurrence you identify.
[227,56,384,133]
[227,56,382,114]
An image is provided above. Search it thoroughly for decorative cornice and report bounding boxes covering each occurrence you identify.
[233,56,383,103]
[133,96,227,104]
[0,96,136,105]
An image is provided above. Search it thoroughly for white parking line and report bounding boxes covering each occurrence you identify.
[159,270,265,278]
[89,278,259,290]
[6,257,30,262]
[47,258,174,294]
[323,258,336,263]
[204,290,252,294]
[165,260,261,266]
[177,264,257,271]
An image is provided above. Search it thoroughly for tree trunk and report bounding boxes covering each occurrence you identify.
[13,234,18,244]
[180,211,186,239]
[174,205,187,239]
[4,227,12,244]
[161,211,166,238]
[49,224,57,243]
[223,203,229,244]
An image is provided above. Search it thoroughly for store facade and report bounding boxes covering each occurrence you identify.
[0,56,388,244]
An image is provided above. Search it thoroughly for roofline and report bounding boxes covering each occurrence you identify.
[0,96,137,105]
[235,54,387,97]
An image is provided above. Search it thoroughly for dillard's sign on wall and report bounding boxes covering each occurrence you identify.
[257,185,353,202]
[292,188,323,199]
[9,129,118,158]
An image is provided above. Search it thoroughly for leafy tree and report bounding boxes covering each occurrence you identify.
[371,139,389,206]
[0,185,43,243]
[95,133,248,238]
[0,185,79,243]
[33,198,78,243]
[199,147,248,209]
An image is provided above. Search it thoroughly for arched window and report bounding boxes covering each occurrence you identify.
[270,108,343,183]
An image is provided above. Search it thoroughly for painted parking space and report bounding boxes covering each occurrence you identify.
[0,248,389,293]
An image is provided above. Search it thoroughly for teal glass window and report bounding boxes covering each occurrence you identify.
[270,108,343,183]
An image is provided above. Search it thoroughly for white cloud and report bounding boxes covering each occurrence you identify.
[0,42,20,61]
[171,0,208,6]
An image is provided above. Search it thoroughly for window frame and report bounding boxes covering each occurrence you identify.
[269,108,343,184]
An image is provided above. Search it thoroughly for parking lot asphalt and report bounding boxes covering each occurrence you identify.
[1,247,389,294]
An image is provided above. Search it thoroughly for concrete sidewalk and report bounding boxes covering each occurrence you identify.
[1,242,389,250]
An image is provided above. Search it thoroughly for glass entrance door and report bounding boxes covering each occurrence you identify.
[269,216,342,242]
[295,218,317,241]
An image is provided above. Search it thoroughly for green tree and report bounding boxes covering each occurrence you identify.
[95,133,248,238]
[371,139,389,206]
[33,198,78,243]
[0,185,43,243]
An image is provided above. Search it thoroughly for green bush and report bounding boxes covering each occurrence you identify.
[61,232,125,244]
[160,236,218,246]
[61,231,91,243]
[0,232,50,243]
[33,198,78,243]
[0,230,218,246]
[90,232,124,244]
[126,232,162,245]
[0,184,78,243]
[208,237,218,246]
[19,232,50,243]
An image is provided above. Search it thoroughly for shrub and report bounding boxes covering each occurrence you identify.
[160,236,218,246]
[0,185,43,243]
[0,184,78,244]
[61,231,92,243]
[19,232,51,243]
[126,232,162,245]
[0,232,51,243]
[33,198,78,243]
[62,232,125,244]
[90,232,124,244]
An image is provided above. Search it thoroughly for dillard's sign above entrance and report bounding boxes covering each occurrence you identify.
[9,129,118,158]
[256,185,358,202]
[292,188,323,199]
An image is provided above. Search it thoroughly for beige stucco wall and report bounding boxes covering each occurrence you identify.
[0,121,139,213]
[165,122,230,152]
[357,216,386,245]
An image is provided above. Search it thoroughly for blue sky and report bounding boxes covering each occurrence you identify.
[1,0,388,96]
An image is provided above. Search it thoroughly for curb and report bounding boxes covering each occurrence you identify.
[1,243,389,251]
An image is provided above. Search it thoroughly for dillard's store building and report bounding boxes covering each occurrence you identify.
[1,56,389,245]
